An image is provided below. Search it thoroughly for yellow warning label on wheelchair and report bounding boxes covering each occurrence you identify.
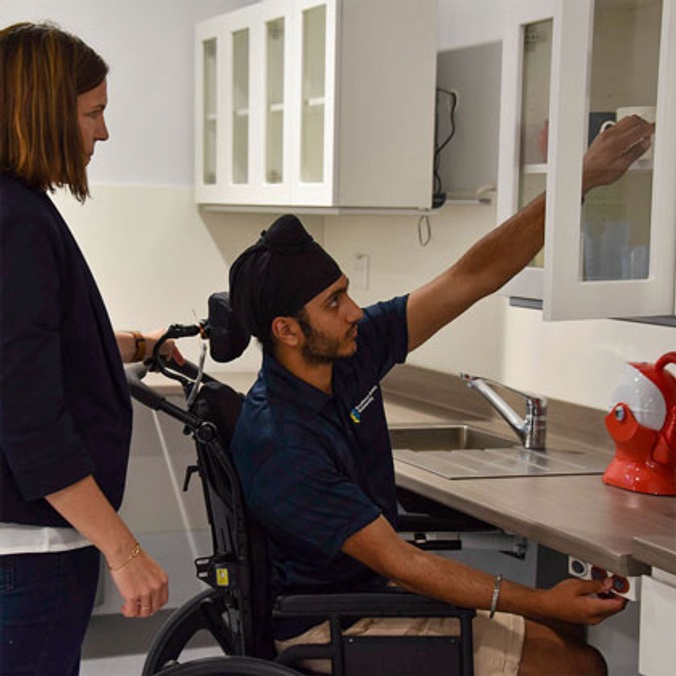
[216,568,230,586]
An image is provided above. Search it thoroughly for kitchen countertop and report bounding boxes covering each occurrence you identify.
[136,364,676,576]
[381,366,676,578]
[632,533,676,575]
[394,462,675,576]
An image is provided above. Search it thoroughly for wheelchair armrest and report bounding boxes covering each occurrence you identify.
[274,588,475,620]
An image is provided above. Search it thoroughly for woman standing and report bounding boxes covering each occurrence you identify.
[1,22,174,675]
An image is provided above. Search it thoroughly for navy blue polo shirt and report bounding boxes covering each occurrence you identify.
[231,295,409,637]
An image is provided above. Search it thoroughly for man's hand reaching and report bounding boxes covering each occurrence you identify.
[582,114,655,194]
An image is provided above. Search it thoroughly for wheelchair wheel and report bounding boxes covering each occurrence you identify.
[143,588,235,675]
[157,656,302,675]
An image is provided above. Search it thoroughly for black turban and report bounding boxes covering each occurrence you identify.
[229,214,342,340]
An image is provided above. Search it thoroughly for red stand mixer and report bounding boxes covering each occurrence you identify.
[604,351,676,496]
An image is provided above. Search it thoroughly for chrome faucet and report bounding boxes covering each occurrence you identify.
[460,373,547,450]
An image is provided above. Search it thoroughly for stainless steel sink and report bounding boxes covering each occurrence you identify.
[389,424,514,452]
[390,423,609,479]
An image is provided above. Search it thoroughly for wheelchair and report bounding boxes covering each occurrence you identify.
[125,293,478,675]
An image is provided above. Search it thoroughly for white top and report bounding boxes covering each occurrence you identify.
[0,523,90,555]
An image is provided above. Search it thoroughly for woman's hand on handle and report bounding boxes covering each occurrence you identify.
[116,327,185,365]
[143,327,185,365]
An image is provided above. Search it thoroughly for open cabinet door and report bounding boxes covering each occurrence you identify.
[498,0,562,303]
[499,0,676,321]
[545,0,676,320]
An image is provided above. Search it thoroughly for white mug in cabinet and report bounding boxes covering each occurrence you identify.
[600,106,656,161]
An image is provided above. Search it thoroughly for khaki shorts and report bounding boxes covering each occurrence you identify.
[275,610,525,675]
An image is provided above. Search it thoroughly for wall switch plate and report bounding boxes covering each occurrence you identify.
[352,253,370,290]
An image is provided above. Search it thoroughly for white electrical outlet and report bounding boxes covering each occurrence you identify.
[352,253,370,290]
[568,557,641,601]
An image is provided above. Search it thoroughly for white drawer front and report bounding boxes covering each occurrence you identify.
[639,575,676,676]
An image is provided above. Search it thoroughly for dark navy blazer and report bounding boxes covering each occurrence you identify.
[0,174,132,527]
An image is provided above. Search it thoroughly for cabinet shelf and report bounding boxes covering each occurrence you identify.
[523,160,652,177]
[523,163,549,175]
[304,97,326,108]
[630,158,654,172]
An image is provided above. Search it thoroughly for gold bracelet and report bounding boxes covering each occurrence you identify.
[108,542,141,571]
[130,331,146,362]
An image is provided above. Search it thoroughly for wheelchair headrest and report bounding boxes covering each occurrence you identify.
[204,292,251,363]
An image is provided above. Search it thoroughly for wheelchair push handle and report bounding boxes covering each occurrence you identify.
[124,360,205,430]
[125,362,160,409]
[147,322,226,396]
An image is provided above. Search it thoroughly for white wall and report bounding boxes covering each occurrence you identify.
[323,206,508,379]
[1,0,257,186]
[50,187,322,372]
[437,0,504,50]
[5,0,675,408]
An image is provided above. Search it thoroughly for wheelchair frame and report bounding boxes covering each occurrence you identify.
[126,326,476,675]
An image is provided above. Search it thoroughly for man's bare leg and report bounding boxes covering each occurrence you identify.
[518,619,607,676]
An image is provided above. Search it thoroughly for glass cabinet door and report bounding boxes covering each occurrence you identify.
[290,0,336,206]
[499,0,676,320]
[518,19,552,269]
[580,0,661,285]
[219,4,262,203]
[256,0,292,203]
[547,0,676,319]
[195,17,226,203]
[498,1,559,301]
[202,37,218,186]
[265,16,285,185]
[231,28,250,186]
[300,3,327,184]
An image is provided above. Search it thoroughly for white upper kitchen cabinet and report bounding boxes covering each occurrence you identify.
[194,0,437,209]
[498,0,676,320]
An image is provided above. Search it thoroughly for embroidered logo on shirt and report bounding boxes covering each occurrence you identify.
[350,385,378,424]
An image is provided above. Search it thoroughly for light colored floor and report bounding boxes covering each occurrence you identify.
[80,611,223,676]
[81,646,222,676]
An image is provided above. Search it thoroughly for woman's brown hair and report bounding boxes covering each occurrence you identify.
[0,22,109,202]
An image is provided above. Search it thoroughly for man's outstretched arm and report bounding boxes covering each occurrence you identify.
[406,115,654,352]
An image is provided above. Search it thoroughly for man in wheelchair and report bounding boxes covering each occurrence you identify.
[227,117,652,675]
